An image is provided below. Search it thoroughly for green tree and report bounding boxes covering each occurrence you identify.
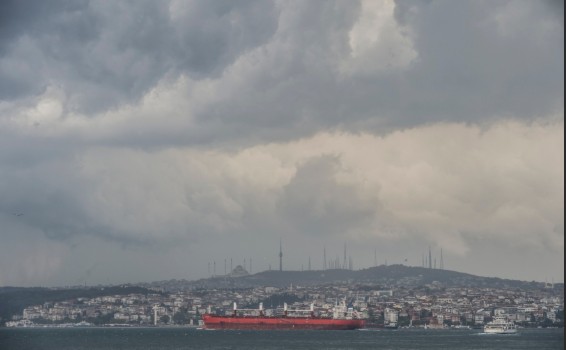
[366,309,377,324]
[398,315,410,327]
[173,310,189,325]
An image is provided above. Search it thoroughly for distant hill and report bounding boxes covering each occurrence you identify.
[139,265,561,292]
[1,266,562,324]
[0,286,157,325]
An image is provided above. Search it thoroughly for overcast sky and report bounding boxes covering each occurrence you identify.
[0,0,563,287]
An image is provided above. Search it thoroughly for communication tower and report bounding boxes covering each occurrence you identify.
[279,239,283,271]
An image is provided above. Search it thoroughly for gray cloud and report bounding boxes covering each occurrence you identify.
[0,0,278,113]
[0,1,562,286]
[0,0,562,145]
[279,155,379,237]
[392,0,563,122]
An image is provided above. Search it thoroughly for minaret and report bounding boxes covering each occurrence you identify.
[428,246,432,269]
[440,249,444,269]
[153,305,158,326]
[323,246,327,270]
[279,239,283,272]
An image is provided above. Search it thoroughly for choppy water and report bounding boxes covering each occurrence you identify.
[0,327,563,350]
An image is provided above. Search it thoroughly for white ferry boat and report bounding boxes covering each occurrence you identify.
[483,316,517,334]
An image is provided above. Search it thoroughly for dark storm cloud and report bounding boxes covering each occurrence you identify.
[544,0,565,21]
[170,0,279,75]
[0,0,90,98]
[0,1,563,286]
[0,148,97,242]
[0,0,90,53]
[390,0,564,123]
[180,0,564,147]
[1,0,562,140]
[0,0,278,113]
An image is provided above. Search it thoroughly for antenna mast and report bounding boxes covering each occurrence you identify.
[279,239,283,272]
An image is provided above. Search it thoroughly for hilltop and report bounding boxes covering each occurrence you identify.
[1,266,562,325]
[138,265,558,292]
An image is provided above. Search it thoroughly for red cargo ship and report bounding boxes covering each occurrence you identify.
[202,302,365,330]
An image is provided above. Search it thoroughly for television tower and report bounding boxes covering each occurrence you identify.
[279,239,283,272]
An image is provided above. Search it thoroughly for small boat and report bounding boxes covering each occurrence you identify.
[383,322,398,329]
[451,325,471,329]
[483,316,517,334]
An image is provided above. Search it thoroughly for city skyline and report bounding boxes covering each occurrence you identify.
[0,0,563,287]
[205,242,444,275]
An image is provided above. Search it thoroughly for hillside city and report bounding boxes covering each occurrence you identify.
[5,266,564,329]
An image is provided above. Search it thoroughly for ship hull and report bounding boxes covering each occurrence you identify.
[202,315,364,330]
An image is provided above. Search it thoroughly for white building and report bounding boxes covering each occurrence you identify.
[384,308,399,325]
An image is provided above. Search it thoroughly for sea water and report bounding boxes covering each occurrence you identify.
[0,327,563,350]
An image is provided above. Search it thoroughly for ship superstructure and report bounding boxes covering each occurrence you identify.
[483,316,517,334]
